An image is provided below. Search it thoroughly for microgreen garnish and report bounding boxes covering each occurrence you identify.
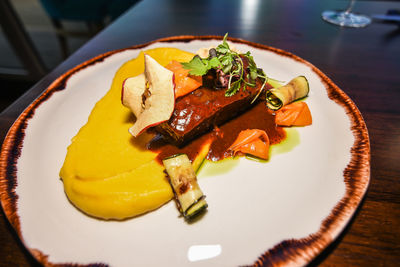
[181,33,270,98]
[180,55,218,76]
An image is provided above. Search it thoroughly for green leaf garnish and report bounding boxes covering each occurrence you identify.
[225,80,241,96]
[208,57,221,69]
[181,33,271,97]
[216,33,230,54]
[181,55,222,76]
[181,56,208,76]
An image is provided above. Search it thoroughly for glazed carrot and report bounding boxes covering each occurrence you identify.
[166,60,202,98]
[228,129,270,160]
[166,60,188,78]
[275,102,312,126]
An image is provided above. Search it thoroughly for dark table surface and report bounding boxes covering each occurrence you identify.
[1,0,399,266]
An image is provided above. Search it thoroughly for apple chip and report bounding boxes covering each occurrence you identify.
[123,54,175,137]
[122,73,146,118]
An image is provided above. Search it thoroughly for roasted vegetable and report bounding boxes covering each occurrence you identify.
[228,129,270,160]
[163,154,208,220]
[165,60,202,99]
[275,102,312,126]
[266,76,309,110]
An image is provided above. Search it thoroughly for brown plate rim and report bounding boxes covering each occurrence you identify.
[0,35,370,267]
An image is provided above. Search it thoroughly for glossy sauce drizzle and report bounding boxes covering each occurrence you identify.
[148,101,286,163]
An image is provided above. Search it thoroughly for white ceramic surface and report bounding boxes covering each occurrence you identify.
[0,37,370,267]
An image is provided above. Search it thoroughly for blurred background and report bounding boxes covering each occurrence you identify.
[0,0,140,112]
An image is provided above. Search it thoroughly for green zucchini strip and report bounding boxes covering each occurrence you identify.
[266,76,309,110]
[163,154,208,220]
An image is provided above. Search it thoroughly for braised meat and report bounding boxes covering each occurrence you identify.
[156,58,271,145]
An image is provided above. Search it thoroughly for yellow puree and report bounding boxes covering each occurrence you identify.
[60,48,195,220]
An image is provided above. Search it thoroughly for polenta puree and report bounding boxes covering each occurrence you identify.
[60,48,196,220]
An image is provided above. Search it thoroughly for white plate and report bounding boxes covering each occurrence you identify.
[0,36,370,266]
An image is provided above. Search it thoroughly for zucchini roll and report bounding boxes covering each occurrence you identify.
[163,154,207,220]
[266,76,309,110]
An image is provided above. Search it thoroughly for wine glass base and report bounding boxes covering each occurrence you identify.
[322,10,371,28]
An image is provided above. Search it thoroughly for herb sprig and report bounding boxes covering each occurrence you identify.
[181,33,269,98]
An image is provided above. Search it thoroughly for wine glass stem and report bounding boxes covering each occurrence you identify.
[345,0,356,14]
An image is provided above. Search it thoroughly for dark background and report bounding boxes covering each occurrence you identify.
[0,0,399,266]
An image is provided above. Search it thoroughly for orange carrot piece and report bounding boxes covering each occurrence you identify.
[175,76,202,98]
[166,61,189,77]
[275,102,312,126]
[166,60,202,98]
[293,103,312,126]
[237,139,269,160]
[228,129,270,160]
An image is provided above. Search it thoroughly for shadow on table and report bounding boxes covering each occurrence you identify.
[0,0,142,113]
[39,0,141,58]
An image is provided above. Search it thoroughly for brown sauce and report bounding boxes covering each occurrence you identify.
[156,56,270,145]
[148,101,286,163]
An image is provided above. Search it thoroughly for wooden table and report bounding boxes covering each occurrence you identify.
[1,0,399,266]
